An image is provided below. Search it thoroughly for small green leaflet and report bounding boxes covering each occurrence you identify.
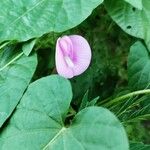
[22,39,36,56]
[79,90,99,111]
[0,75,129,150]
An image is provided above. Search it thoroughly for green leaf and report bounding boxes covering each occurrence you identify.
[128,41,150,90]
[79,90,89,111]
[0,0,103,42]
[87,96,99,106]
[0,46,37,127]
[130,142,150,150]
[79,91,99,111]
[0,75,129,150]
[22,39,36,56]
[124,0,143,10]
[105,0,150,50]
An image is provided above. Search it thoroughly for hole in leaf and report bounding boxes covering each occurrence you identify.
[127,26,132,29]
[132,7,136,12]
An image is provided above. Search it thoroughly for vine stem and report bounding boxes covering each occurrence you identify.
[103,89,150,107]
[0,52,24,71]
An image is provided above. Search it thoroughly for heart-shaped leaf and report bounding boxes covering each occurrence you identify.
[0,75,129,150]
[105,0,150,50]
[128,41,150,90]
[0,0,103,43]
[0,46,37,127]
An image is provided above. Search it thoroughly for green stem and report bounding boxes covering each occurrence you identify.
[103,89,150,107]
[0,52,24,71]
[97,96,113,106]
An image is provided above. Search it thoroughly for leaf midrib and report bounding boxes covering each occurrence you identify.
[8,0,46,28]
[43,127,66,150]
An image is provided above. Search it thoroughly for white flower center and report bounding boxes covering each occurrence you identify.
[64,56,74,68]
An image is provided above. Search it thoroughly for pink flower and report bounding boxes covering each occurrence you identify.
[55,35,92,78]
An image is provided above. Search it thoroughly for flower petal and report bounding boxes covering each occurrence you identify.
[55,38,74,78]
[69,35,92,76]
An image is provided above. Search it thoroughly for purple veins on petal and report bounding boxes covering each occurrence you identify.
[55,35,92,79]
